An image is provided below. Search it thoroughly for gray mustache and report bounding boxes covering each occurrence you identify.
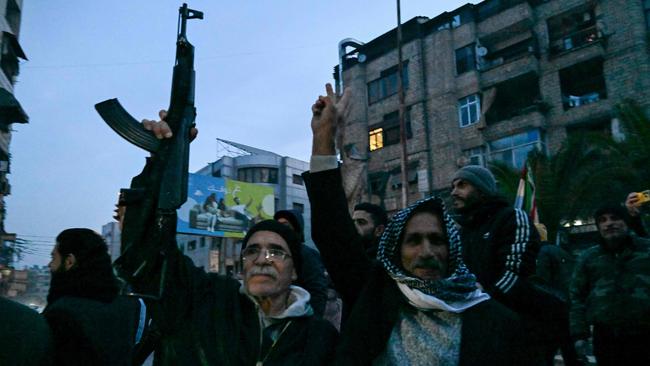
[248,266,278,279]
[412,258,443,271]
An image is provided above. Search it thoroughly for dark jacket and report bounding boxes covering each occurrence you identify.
[569,234,650,340]
[123,238,337,366]
[456,198,540,306]
[275,208,329,317]
[43,296,140,366]
[300,244,329,317]
[0,297,52,366]
[304,168,526,365]
[457,198,567,365]
[536,243,575,297]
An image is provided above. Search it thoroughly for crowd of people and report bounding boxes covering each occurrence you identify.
[1,84,649,366]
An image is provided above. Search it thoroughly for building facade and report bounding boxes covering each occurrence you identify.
[0,0,28,281]
[164,139,311,276]
[337,0,650,213]
[102,221,121,262]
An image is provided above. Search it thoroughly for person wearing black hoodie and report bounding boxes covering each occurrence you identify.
[273,209,328,318]
[43,228,143,366]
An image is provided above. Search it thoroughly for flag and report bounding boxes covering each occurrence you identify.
[514,161,538,224]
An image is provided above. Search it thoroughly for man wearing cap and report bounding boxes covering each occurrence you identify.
[451,165,541,310]
[119,217,337,365]
[451,165,565,363]
[274,209,329,317]
[570,204,650,365]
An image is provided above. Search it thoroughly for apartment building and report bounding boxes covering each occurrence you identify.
[336,0,650,212]
[0,0,28,270]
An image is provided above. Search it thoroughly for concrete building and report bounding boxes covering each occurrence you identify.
[177,139,312,275]
[0,0,28,266]
[101,221,121,262]
[336,0,650,213]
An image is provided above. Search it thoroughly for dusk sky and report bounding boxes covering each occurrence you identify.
[9,0,474,266]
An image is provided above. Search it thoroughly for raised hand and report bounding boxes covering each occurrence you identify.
[142,109,198,141]
[311,83,351,155]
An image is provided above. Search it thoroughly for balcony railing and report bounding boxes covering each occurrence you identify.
[549,25,602,56]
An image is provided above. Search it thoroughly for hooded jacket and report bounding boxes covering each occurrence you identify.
[304,168,529,365]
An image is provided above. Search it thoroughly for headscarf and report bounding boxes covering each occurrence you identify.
[377,196,486,307]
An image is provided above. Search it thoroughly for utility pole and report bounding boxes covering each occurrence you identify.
[396,0,409,208]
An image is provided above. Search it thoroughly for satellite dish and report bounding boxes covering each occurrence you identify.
[357,53,367,63]
[476,46,488,57]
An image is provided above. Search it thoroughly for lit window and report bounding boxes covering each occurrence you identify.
[369,128,384,151]
[458,94,481,127]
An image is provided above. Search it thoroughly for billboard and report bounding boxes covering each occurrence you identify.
[177,173,275,238]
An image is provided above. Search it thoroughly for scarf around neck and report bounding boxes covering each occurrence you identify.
[377,196,489,310]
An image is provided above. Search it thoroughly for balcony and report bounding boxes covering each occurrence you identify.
[477,1,533,38]
[549,25,603,56]
[479,52,539,88]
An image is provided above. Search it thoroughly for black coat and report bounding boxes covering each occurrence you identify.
[43,295,140,366]
[0,297,52,366]
[124,246,337,366]
[304,168,527,365]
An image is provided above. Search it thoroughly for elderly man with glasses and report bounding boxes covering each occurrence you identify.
[121,218,337,365]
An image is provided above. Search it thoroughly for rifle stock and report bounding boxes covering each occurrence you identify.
[95,3,203,299]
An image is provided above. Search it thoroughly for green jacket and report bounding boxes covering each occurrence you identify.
[569,234,650,339]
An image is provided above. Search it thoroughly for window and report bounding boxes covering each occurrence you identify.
[212,169,221,178]
[187,240,196,251]
[455,44,476,75]
[559,58,606,110]
[292,174,304,186]
[369,128,384,151]
[463,146,486,167]
[292,202,304,214]
[367,62,410,104]
[488,129,543,169]
[237,167,278,183]
[200,237,205,248]
[547,6,599,55]
[211,237,223,250]
[458,94,481,127]
[368,109,413,151]
[484,72,541,124]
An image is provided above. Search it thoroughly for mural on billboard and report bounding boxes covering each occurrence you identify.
[177,173,275,238]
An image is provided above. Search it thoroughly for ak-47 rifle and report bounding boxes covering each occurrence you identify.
[95,3,203,299]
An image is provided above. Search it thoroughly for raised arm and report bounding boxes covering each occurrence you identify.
[303,84,372,306]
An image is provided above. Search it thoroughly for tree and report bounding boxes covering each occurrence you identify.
[489,99,650,242]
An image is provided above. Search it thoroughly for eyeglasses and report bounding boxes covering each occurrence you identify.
[242,247,292,262]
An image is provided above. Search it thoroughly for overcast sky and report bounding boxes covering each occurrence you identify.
[9,0,474,266]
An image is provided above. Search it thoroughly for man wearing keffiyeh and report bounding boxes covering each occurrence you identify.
[303,84,529,365]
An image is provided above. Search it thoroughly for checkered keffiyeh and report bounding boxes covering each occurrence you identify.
[377,196,478,302]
